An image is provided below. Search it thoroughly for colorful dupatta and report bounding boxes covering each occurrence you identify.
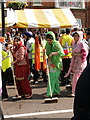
[13,40,30,74]
[35,36,41,71]
[45,31,65,69]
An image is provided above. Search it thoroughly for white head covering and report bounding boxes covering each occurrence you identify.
[12,29,15,32]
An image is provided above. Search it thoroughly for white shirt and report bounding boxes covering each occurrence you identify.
[26,37,35,59]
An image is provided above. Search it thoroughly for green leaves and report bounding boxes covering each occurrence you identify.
[7,1,27,10]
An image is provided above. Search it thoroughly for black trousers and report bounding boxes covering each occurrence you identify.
[5,68,14,85]
[32,62,48,82]
[60,58,71,85]
[2,71,8,99]
[29,59,33,72]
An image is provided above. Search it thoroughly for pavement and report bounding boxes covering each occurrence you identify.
[2,79,74,120]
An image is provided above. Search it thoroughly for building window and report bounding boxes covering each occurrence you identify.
[33,0,42,6]
[76,19,82,28]
[57,0,85,9]
[17,0,27,2]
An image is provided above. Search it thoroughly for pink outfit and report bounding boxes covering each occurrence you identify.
[77,31,83,41]
[66,41,88,95]
[0,88,2,95]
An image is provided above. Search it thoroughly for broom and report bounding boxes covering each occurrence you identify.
[44,51,58,103]
[10,50,21,100]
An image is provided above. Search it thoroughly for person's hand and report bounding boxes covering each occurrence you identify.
[10,47,12,51]
[49,53,53,58]
[72,52,76,56]
[43,49,46,55]
[54,52,58,55]
[11,60,17,66]
[64,73,69,78]
[72,52,81,57]
[76,53,81,57]
[28,73,30,78]
[11,62,14,66]
[49,52,58,58]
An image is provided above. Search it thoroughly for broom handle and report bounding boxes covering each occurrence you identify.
[45,50,52,98]
[10,51,19,96]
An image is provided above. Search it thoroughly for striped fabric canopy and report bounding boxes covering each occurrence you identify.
[0,9,16,28]
[0,8,79,28]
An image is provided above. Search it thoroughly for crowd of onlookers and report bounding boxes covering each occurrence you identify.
[2,28,90,97]
[0,27,90,120]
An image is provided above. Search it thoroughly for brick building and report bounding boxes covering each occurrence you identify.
[71,1,90,28]
[55,0,90,28]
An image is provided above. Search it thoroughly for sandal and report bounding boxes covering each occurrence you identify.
[24,95,32,99]
[69,94,75,97]
[43,95,49,98]
[57,93,60,96]
[2,98,9,101]
[53,93,60,97]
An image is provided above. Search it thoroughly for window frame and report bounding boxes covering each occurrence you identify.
[56,0,85,9]
[33,0,42,6]
[76,18,82,28]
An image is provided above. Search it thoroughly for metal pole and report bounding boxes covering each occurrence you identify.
[30,1,31,8]
[1,1,5,37]
[85,0,87,28]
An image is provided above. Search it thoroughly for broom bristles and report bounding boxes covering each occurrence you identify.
[44,97,58,103]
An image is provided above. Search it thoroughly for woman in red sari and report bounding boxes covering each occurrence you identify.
[12,36,32,99]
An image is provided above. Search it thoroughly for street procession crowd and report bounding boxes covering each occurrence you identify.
[1,27,90,99]
[0,27,90,119]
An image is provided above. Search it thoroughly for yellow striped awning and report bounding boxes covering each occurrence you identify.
[0,8,79,28]
[0,9,16,28]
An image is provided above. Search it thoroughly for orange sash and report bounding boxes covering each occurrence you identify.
[35,35,46,72]
[35,35,41,71]
[84,33,86,40]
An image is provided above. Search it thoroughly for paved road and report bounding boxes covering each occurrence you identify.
[2,79,74,120]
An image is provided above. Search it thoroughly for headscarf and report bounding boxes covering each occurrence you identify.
[45,31,65,69]
[72,32,88,63]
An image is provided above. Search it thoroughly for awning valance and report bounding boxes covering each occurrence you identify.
[0,8,79,28]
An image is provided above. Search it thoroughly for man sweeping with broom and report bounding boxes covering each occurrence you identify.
[44,31,65,100]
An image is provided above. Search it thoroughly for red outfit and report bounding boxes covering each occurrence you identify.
[13,41,32,97]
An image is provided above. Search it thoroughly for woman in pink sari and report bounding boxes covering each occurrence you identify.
[11,36,32,99]
[64,32,88,96]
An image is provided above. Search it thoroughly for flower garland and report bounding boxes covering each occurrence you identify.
[7,1,27,10]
